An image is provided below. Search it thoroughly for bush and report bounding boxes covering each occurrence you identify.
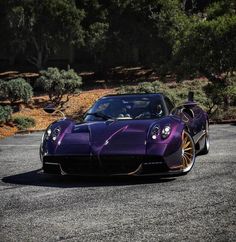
[118,80,209,110]
[0,79,5,100]
[119,81,166,94]
[0,105,12,125]
[36,67,82,107]
[0,78,33,104]
[203,75,236,112]
[13,116,36,130]
[118,78,236,121]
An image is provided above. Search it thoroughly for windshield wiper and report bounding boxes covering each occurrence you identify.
[85,112,114,120]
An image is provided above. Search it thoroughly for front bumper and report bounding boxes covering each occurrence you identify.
[42,149,183,177]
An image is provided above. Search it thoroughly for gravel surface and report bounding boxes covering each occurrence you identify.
[0,124,235,242]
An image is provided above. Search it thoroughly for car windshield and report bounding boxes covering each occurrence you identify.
[84,95,166,121]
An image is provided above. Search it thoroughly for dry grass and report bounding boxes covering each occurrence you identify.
[0,125,18,139]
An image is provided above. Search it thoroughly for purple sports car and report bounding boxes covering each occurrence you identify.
[40,92,209,176]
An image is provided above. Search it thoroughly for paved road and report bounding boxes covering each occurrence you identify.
[0,124,235,242]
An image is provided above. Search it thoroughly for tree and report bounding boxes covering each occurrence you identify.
[36,67,82,107]
[0,0,25,66]
[78,0,185,68]
[76,0,109,67]
[105,0,169,66]
[1,0,85,69]
[170,0,236,109]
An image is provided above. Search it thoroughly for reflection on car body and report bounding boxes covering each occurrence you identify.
[40,92,209,177]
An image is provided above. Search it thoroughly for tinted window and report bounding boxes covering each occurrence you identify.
[84,95,166,121]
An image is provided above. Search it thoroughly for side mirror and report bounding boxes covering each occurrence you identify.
[184,91,197,107]
[43,104,66,118]
[43,104,56,114]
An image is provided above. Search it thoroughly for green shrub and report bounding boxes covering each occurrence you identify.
[0,79,5,100]
[119,81,166,94]
[0,105,12,125]
[203,75,236,112]
[118,85,138,94]
[118,79,209,110]
[13,116,36,130]
[1,78,33,104]
[36,67,82,107]
[118,77,236,120]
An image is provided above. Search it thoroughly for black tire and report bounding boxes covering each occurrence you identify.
[199,121,210,155]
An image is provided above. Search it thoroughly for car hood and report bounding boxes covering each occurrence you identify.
[55,119,156,156]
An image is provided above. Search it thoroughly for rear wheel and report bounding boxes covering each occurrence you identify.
[181,130,196,174]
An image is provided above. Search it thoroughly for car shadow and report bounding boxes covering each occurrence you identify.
[2,169,176,188]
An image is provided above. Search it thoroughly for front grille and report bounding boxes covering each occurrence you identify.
[61,156,100,174]
[142,156,169,174]
[44,156,100,174]
[43,155,169,175]
[43,163,61,174]
[43,155,142,175]
[101,155,142,174]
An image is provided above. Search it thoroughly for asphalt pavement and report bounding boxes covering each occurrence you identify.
[0,124,235,242]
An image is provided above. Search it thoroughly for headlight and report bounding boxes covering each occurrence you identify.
[51,126,61,141]
[151,125,160,140]
[161,125,171,139]
[43,127,52,141]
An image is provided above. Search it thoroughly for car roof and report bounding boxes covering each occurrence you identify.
[102,93,164,98]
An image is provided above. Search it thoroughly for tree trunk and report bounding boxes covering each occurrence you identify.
[8,54,16,66]
[36,51,43,70]
[68,44,74,64]
[223,96,230,111]
[27,37,47,70]
[131,45,139,64]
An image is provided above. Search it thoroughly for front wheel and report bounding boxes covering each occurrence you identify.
[181,130,196,174]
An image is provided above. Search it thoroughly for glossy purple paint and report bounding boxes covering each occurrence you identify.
[40,93,208,176]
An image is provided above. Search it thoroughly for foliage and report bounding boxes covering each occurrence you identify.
[0,0,235,120]
[171,1,236,84]
[0,79,5,99]
[118,79,209,109]
[158,0,236,112]
[1,0,235,78]
[0,0,188,68]
[203,74,236,111]
[210,106,236,121]
[36,67,82,107]
[0,78,33,104]
[98,0,186,67]
[1,0,85,69]
[76,0,109,67]
[118,77,236,121]
[0,105,12,125]
[173,14,236,79]
[13,116,36,130]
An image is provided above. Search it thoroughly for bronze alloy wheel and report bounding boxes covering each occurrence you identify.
[181,130,196,173]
